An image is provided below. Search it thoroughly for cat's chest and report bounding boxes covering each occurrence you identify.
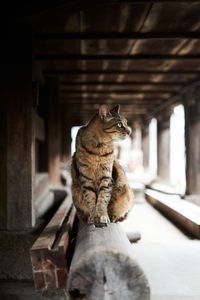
[77,152,114,181]
[87,155,113,177]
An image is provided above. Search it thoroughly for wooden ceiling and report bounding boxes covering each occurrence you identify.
[28,0,200,123]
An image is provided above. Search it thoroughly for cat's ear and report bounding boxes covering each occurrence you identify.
[99,105,110,120]
[110,104,120,114]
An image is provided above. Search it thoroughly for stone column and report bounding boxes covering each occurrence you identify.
[157,113,171,184]
[184,89,200,195]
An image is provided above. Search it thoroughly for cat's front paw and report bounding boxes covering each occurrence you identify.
[94,214,110,227]
[100,215,110,224]
[88,212,110,226]
[88,214,95,224]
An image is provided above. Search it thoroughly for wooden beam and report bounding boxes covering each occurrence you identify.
[67,222,150,298]
[36,31,200,40]
[60,89,174,94]
[146,190,200,238]
[61,98,162,104]
[68,110,148,116]
[110,0,200,2]
[14,1,200,21]
[44,69,200,75]
[60,96,162,101]
[30,195,76,290]
[60,94,166,99]
[36,54,200,60]
[60,81,183,86]
[61,101,159,106]
[146,80,200,120]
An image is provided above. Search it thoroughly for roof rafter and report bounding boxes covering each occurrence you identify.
[36,54,200,60]
[60,81,183,86]
[35,31,200,40]
[60,89,175,94]
[44,69,200,75]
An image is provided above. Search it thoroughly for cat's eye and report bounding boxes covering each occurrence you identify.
[117,122,123,128]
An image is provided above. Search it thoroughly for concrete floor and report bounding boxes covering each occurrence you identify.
[120,195,200,300]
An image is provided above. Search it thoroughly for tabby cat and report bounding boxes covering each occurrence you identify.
[71,104,134,225]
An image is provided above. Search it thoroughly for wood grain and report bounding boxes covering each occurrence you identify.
[67,222,150,300]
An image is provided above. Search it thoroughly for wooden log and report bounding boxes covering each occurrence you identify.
[67,222,150,300]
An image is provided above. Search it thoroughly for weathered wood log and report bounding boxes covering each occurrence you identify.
[67,222,150,300]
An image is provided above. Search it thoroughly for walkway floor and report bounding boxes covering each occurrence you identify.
[120,194,200,300]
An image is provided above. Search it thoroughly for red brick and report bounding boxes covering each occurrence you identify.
[57,268,67,288]
[31,251,43,271]
[45,270,57,289]
[34,272,46,290]
[46,250,66,269]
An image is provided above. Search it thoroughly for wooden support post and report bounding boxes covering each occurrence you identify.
[0,25,34,230]
[142,125,149,171]
[157,114,171,184]
[184,89,200,195]
[46,77,61,186]
[67,223,150,300]
[60,109,72,163]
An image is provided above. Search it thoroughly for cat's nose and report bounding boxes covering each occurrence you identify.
[126,127,131,135]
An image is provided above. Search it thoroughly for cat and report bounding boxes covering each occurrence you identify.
[71,104,134,225]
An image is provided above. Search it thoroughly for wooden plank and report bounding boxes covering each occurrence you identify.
[30,194,76,290]
[145,189,200,238]
[31,196,72,250]
[67,222,150,299]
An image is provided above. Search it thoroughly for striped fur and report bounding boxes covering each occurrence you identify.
[71,105,134,224]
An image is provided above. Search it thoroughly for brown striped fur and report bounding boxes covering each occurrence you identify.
[71,104,134,224]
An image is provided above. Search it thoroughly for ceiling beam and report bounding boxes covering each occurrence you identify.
[60,81,183,86]
[15,0,200,21]
[44,69,200,75]
[68,110,147,115]
[147,80,200,120]
[36,54,200,60]
[60,97,163,103]
[60,100,162,105]
[60,89,174,94]
[109,0,200,2]
[35,31,200,40]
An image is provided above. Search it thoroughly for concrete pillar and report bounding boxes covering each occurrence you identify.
[46,78,61,186]
[157,113,171,184]
[0,25,34,230]
[185,93,200,195]
[142,125,149,171]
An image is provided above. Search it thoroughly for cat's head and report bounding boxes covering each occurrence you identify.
[98,104,131,141]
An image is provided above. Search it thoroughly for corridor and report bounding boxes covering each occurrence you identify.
[121,193,200,300]
[1,1,200,299]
